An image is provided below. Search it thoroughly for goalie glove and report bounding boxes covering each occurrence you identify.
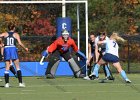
[41,50,48,57]
[76,50,87,61]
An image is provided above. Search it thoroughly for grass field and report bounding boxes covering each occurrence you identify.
[0,74,140,100]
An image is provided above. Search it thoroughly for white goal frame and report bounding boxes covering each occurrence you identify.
[0,0,88,74]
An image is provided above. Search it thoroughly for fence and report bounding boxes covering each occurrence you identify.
[19,35,140,73]
[0,35,140,76]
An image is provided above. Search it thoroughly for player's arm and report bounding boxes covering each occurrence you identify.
[94,38,100,63]
[0,47,3,61]
[41,36,58,57]
[71,39,78,52]
[97,40,107,45]
[0,32,6,38]
[47,40,58,53]
[40,39,58,63]
[71,39,86,60]
[87,43,92,65]
[0,39,4,60]
[0,43,4,56]
[40,40,58,65]
[95,45,99,63]
[15,33,28,51]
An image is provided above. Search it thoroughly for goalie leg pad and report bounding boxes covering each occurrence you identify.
[50,60,60,76]
[68,58,81,78]
[45,56,60,77]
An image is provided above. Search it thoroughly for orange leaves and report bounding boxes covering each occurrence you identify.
[128,25,139,35]
[124,0,139,5]
[22,18,56,36]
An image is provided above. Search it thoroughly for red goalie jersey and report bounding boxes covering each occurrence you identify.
[47,37,78,53]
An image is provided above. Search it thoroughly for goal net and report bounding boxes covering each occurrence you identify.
[0,0,88,62]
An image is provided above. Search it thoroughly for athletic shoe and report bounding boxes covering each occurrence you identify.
[79,74,85,78]
[125,79,131,83]
[19,83,25,87]
[89,74,99,80]
[0,79,2,82]
[5,83,10,88]
[83,76,91,80]
[46,74,55,79]
[105,76,115,80]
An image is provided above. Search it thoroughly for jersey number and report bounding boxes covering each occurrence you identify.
[113,41,116,47]
[7,37,14,45]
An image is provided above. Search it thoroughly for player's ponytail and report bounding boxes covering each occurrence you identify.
[8,23,15,31]
[111,32,125,42]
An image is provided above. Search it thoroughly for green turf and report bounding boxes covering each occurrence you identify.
[0,74,140,100]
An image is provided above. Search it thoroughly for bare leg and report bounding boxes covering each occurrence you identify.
[13,59,23,83]
[4,61,10,86]
[113,62,131,83]
[113,62,123,73]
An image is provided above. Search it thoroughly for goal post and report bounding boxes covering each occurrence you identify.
[0,0,88,75]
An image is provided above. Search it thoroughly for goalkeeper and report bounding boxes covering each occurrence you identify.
[41,29,86,79]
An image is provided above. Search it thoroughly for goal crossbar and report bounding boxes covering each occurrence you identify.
[0,0,89,75]
[0,0,87,4]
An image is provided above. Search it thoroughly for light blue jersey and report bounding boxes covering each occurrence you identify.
[105,39,119,57]
[102,39,119,63]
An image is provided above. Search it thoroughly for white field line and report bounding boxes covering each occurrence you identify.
[21,90,35,92]
[0,93,36,95]
[0,84,139,95]
[0,91,134,95]
[27,83,140,87]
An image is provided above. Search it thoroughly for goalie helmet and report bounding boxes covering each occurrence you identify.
[61,29,69,41]
[61,29,69,36]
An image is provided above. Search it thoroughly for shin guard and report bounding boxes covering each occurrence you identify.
[68,58,81,78]
[45,57,60,77]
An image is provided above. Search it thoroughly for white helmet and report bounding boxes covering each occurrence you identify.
[62,29,69,36]
[61,29,69,41]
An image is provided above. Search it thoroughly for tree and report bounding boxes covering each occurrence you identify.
[88,0,140,35]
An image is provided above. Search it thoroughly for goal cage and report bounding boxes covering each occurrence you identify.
[0,0,88,76]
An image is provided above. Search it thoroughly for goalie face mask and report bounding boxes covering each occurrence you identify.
[62,30,69,41]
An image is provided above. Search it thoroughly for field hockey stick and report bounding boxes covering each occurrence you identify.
[99,64,115,83]
[40,56,45,65]
[73,64,86,77]
[106,64,115,81]
[39,52,51,65]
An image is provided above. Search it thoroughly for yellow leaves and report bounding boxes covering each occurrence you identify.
[128,25,139,35]
[0,12,18,21]
[5,14,18,21]
[125,0,139,5]
[0,13,4,20]
[0,13,19,33]
[127,18,139,35]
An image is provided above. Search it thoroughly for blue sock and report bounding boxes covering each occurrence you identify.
[120,70,128,80]
[4,71,9,83]
[105,65,111,77]
[91,64,100,77]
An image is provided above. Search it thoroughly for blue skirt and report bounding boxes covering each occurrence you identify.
[102,53,119,63]
[4,47,18,61]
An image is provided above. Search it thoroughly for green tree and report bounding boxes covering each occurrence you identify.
[88,0,140,35]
